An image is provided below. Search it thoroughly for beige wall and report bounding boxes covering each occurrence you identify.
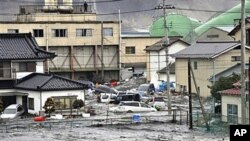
[0,22,119,46]
[175,49,250,97]
[221,95,242,123]
[233,23,250,41]
[121,37,162,65]
[197,28,234,41]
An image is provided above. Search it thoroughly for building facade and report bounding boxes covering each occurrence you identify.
[0,0,120,82]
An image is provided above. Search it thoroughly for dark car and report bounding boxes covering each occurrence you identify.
[138,83,155,96]
[94,85,118,94]
[114,92,141,104]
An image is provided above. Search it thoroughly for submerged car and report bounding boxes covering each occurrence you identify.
[137,83,155,96]
[0,104,24,119]
[148,96,166,110]
[109,101,157,113]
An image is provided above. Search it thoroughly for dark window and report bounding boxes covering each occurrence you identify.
[231,56,241,61]
[76,28,92,36]
[19,62,36,72]
[0,62,3,77]
[206,34,219,38]
[33,29,44,37]
[52,29,67,37]
[103,28,113,36]
[125,46,135,54]
[193,61,197,70]
[246,29,250,46]
[28,98,34,110]
[8,29,19,33]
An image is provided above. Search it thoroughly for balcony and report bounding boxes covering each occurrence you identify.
[19,4,94,14]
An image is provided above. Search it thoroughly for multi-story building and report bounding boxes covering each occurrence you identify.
[0,0,120,82]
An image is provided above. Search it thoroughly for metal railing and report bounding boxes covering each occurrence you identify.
[0,109,188,133]
[19,4,94,14]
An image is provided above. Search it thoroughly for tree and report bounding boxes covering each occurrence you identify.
[73,99,85,116]
[43,98,55,117]
[0,97,4,112]
[210,73,240,101]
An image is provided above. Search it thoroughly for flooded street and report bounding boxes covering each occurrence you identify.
[0,123,227,141]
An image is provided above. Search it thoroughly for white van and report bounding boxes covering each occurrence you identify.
[100,93,117,103]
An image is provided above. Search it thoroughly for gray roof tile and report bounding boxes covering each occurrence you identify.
[15,73,89,91]
[0,33,55,60]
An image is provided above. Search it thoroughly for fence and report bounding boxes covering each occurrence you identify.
[0,109,188,133]
[193,112,250,138]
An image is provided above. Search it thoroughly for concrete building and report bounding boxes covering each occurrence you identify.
[0,0,120,82]
[120,32,162,80]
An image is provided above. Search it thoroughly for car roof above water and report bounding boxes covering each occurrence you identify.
[6,104,21,109]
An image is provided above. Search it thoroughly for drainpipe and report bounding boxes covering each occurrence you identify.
[37,86,42,111]
[46,24,49,73]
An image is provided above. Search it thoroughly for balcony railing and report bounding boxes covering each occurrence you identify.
[19,4,94,14]
[0,68,16,80]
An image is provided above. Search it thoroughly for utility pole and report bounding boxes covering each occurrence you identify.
[240,0,246,124]
[119,9,122,81]
[188,58,193,129]
[101,21,104,81]
[155,0,174,114]
[248,57,250,124]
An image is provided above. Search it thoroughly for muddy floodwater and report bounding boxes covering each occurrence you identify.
[0,123,228,141]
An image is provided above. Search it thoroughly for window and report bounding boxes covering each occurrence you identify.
[193,61,197,70]
[206,34,219,38]
[33,29,44,37]
[8,29,19,33]
[246,29,250,46]
[52,29,67,37]
[0,62,3,77]
[28,98,34,110]
[76,28,92,36]
[125,46,135,54]
[18,62,36,72]
[231,56,241,61]
[227,104,238,123]
[103,28,113,36]
[53,96,77,110]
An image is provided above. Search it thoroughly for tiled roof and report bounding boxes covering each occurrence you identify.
[219,88,241,95]
[15,73,89,91]
[171,41,241,59]
[0,33,55,60]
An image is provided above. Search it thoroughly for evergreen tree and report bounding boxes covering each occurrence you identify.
[43,97,55,117]
[210,73,240,101]
[73,99,84,116]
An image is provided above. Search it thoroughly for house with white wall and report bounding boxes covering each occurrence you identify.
[219,81,249,124]
[0,33,89,115]
[144,39,190,84]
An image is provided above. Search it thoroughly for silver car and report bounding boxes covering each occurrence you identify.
[0,104,24,119]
